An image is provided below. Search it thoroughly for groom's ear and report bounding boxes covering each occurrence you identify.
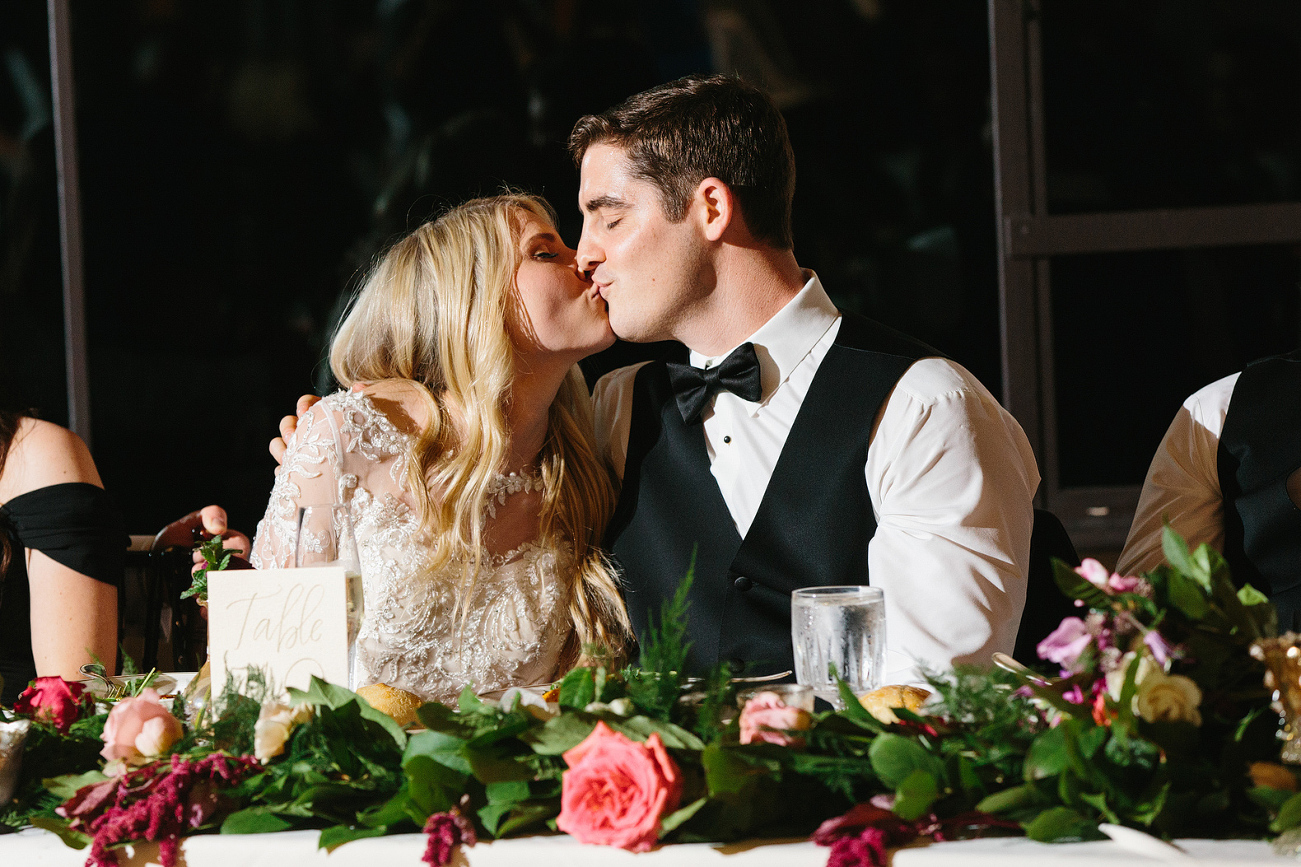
[693,177,736,242]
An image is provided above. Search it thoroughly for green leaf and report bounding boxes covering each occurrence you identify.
[1247,786,1295,811]
[868,733,944,789]
[1238,583,1270,606]
[358,787,416,829]
[701,742,765,798]
[522,713,597,755]
[478,802,514,836]
[404,756,467,815]
[607,715,705,750]
[221,807,298,834]
[558,667,597,710]
[1166,570,1208,619]
[1271,792,1301,833]
[1161,527,1198,583]
[1024,724,1068,781]
[1052,559,1111,607]
[976,784,1040,814]
[288,676,407,749]
[318,824,388,850]
[496,802,560,837]
[486,780,531,805]
[404,730,473,777]
[465,748,536,783]
[42,770,109,800]
[659,797,708,837]
[893,769,940,821]
[28,816,90,849]
[1023,806,1102,842]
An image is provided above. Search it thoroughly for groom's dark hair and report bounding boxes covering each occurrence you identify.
[569,74,796,250]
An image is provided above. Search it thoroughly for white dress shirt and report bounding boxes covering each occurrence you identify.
[592,273,1040,685]
[1117,373,1239,576]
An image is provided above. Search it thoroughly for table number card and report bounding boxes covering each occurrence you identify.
[208,567,351,695]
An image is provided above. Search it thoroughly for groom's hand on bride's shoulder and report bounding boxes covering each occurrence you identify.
[269,383,369,466]
[269,393,324,465]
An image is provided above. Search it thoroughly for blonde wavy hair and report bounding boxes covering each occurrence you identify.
[330,194,629,665]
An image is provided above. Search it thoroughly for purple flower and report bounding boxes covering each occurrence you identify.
[1037,617,1093,670]
[1144,630,1176,667]
[422,810,477,866]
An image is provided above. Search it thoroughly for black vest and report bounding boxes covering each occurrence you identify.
[606,312,934,675]
[1218,350,1301,631]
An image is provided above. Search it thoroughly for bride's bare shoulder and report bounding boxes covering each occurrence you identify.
[355,379,431,437]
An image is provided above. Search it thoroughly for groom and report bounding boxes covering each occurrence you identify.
[570,75,1038,685]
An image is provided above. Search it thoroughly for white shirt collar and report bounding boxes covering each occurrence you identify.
[689,270,840,406]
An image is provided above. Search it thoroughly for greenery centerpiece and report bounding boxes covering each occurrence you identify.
[0,528,1298,867]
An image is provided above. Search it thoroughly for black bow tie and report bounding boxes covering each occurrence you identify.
[665,342,763,425]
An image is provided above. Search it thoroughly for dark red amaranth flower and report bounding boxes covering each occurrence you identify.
[422,809,478,867]
[814,803,1022,866]
[827,827,889,867]
[59,753,261,867]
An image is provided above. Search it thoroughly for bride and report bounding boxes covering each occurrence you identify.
[249,194,629,703]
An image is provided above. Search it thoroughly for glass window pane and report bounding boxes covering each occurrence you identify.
[1051,245,1301,489]
[1042,0,1301,214]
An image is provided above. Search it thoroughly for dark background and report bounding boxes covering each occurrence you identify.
[2,0,1299,542]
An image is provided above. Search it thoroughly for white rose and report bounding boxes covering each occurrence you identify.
[1105,651,1158,701]
[254,701,314,763]
[499,688,557,720]
[134,714,183,757]
[1135,671,1202,726]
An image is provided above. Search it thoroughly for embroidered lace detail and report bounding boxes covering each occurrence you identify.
[251,390,574,703]
[485,470,544,518]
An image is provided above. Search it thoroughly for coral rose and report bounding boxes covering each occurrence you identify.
[739,691,813,746]
[14,676,88,734]
[555,721,683,851]
[100,689,183,764]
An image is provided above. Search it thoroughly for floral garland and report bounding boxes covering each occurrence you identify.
[0,529,1299,867]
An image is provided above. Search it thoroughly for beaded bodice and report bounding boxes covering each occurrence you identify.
[250,390,574,703]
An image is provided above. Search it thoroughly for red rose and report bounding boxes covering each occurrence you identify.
[14,677,88,733]
[555,721,683,851]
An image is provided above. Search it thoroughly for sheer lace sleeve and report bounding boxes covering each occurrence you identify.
[250,398,345,569]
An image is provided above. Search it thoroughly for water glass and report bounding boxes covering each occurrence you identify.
[295,505,365,689]
[791,586,886,708]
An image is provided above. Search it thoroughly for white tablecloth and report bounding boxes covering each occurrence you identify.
[4,828,1294,867]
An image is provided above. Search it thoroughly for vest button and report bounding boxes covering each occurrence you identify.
[727,658,745,675]
[733,574,753,592]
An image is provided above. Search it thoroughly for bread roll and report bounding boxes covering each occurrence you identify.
[858,684,930,725]
[356,682,424,728]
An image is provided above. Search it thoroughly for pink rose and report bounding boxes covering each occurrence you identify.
[739,691,813,747]
[1036,617,1093,670]
[100,689,184,764]
[14,676,89,733]
[1076,559,1149,596]
[555,721,683,852]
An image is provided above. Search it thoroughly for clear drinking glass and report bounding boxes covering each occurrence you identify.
[295,504,365,690]
[791,586,886,708]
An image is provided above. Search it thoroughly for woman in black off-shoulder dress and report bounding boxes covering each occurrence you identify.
[0,410,125,705]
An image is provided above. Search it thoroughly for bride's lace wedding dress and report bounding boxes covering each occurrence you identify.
[250,390,574,703]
